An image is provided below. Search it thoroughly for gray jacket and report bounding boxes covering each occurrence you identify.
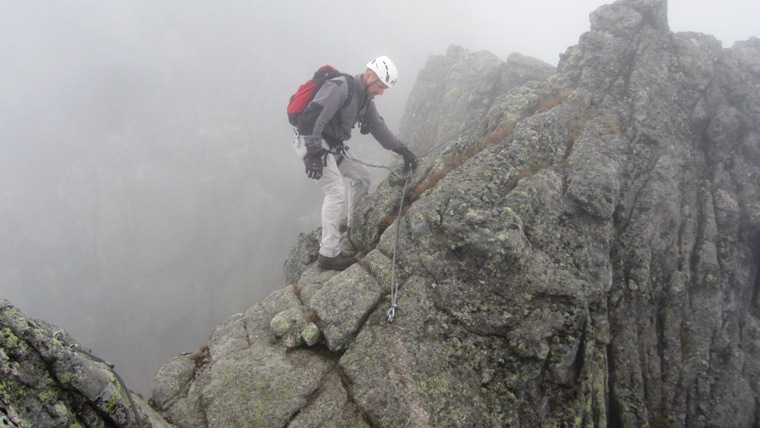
[297,73,406,153]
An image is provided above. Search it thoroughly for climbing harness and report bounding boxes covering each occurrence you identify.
[54,332,144,428]
[386,171,410,323]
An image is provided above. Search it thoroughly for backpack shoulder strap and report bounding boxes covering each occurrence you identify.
[341,73,354,109]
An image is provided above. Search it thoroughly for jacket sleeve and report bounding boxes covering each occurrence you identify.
[363,100,406,152]
[297,77,350,151]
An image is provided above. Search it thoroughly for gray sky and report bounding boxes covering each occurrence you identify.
[1,0,757,395]
[433,0,758,65]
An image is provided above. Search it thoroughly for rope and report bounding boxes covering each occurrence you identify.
[332,110,487,174]
[329,145,409,322]
[309,112,488,323]
[336,146,403,178]
[54,333,144,428]
[386,172,410,323]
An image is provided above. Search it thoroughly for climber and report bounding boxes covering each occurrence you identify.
[293,56,419,271]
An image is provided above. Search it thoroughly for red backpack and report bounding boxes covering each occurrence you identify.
[287,65,354,126]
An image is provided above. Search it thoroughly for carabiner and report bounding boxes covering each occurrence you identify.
[386,304,398,323]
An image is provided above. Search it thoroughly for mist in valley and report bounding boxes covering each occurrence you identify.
[1,0,754,395]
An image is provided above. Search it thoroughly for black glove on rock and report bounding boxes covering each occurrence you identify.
[395,146,419,173]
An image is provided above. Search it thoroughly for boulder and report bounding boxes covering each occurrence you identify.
[0,300,171,428]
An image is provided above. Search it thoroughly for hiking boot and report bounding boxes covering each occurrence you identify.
[318,252,357,271]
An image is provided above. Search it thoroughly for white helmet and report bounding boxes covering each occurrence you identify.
[367,56,398,88]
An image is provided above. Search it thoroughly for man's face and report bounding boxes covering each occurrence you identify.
[364,71,389,98]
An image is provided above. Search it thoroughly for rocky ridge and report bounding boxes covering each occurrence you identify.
[2,0,759,426]
[0,300,171,427]
[152,0,760,426]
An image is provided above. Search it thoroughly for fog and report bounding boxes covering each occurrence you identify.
[1,1,755,395]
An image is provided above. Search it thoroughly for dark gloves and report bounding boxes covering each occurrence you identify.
[303,137,324,179]
[395,146,419,173]
[304,154,323,179]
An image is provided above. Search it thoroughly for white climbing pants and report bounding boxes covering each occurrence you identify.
[294,136,370,257]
